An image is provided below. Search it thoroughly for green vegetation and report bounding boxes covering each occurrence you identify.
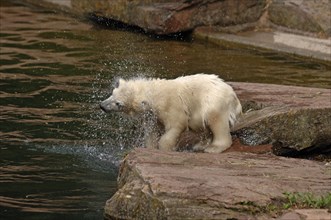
[237,192,331,217]
[282,192,331,209]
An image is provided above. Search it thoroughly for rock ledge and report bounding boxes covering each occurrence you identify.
[105,82,331,219]
[104,148,331,219]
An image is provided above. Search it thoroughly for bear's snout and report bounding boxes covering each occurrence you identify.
[100,97,123,113]
[100,101,109,113]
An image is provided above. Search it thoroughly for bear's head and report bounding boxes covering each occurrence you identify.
[100,78,136,114]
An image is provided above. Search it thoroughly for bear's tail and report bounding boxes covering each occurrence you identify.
[229,94,242,128]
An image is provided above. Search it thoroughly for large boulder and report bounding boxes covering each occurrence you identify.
[229,82,331,155]
[269,0,330,36]
[234,107,331,155]
[104,148,331,219]
[71,0,265,34]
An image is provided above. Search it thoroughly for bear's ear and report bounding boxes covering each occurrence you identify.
[113,78,125,88]
[119,78,126,85]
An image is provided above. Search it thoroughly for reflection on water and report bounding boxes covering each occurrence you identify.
[0,0,330,219]
[0,1,118,219]
[0,145,117,220]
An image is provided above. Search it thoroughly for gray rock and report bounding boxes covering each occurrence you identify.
[229,82,331,154]
[269,0,324,34]
[269,0,330,36]
[234,107,331,154]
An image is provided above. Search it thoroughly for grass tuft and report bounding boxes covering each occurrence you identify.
[282,192,331,209]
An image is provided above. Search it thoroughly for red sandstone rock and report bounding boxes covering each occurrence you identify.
[277,209,331,220]
[71,0,265,34]
[104,148,331,219]
[230,82,331,109]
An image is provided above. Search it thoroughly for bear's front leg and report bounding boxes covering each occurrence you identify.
[158,127,184,151]
[145,129,160,149]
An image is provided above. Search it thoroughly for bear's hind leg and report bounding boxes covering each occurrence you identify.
[205,112,232,153]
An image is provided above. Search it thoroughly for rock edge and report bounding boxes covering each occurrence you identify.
[104,148,331,219]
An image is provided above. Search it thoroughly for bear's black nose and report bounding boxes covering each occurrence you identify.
[100,103,107,112]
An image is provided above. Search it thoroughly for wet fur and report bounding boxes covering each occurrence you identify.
[100,74,242,153]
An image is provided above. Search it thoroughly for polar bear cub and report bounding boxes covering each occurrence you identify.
[100,74,242,153]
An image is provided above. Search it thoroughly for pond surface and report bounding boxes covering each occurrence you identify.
[0,1,330,219]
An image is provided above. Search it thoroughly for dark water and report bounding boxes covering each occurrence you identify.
[0,1,330,219]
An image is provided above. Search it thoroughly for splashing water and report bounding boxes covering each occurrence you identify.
[1,1,330,219]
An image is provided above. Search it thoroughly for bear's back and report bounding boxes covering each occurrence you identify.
[179,74,237,112]
[175,74,232,100]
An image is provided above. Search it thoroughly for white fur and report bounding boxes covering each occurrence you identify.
[100,74,242,153]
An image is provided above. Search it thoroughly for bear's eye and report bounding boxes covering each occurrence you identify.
[114,80,119,88]
[115,102,122,107]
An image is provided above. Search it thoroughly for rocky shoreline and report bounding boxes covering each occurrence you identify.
[105,148,330,220]
[16,1,331,219]
[104,82,331,219]
[22,0,330,61]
